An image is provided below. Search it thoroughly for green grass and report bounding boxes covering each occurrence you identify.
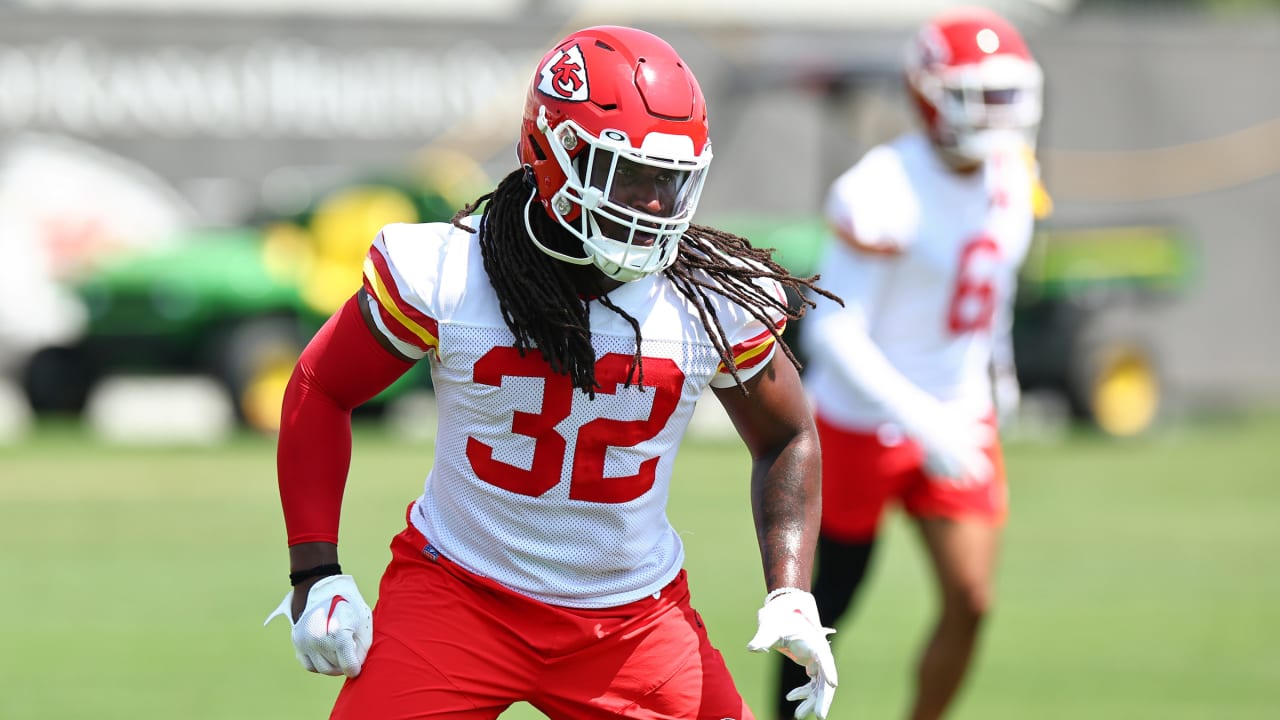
[3,413,1279,719]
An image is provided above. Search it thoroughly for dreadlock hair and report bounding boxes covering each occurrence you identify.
[452,167,840,397]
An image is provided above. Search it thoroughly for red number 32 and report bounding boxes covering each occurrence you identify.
[465,347,685,504]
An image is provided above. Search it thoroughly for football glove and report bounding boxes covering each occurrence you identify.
[901,403,995,488]
[993,368,1022,431]
[747,588,838,719]
[264,574,373,678]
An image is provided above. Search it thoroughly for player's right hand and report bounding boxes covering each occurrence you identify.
[264,574,373,678]
[905,408,995,487]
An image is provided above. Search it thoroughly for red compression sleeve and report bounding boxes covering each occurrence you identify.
[277,293,415,546]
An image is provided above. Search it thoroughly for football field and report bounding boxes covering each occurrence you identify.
[3,412,1278,719]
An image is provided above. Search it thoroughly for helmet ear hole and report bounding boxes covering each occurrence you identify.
[526,136,548,162]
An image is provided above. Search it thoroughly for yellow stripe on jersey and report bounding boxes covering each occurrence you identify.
[734,334,777,367]
[717,328,780,374]
[362,255,440,350]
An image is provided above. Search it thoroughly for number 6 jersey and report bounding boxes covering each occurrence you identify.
[361,220,786,608]
[802,132,1036,430]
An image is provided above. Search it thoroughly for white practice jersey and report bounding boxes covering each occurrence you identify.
[361,220,786,608]
[803,132,1036,430]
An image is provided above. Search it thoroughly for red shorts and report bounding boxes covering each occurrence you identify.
[816,413,1008,543]
[331,513,753,720]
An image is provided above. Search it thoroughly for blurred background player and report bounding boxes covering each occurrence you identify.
[267,25,840,720]
[773,7,1048,719]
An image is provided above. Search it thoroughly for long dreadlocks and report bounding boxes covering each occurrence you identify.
[452,168,840,397]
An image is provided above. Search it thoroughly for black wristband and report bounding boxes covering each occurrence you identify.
[289,563,342,586]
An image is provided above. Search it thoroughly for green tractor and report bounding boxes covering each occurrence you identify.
[1010,223,1192,437]
[39,164,1190,439]
[27,158,489,433]
[709,214,1193,438]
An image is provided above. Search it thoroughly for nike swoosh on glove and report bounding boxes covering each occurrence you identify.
[264,574,373,678]
[747,588,838,719]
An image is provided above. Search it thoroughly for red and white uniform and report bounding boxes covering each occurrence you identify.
[361,219,785,609]
[803,131,1035,433]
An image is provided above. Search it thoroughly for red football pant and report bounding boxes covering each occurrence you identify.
[815,413,1008,543]
[331,518,754,720]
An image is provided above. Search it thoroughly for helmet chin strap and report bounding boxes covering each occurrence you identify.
[523,186,593,267]
[934,126,1027,171]
[934,141,985,171]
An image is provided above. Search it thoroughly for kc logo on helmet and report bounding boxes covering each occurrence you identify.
[915,26,951,67]
[538,44,589,101]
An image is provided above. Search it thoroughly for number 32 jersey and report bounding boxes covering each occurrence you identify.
[361,220,785,608]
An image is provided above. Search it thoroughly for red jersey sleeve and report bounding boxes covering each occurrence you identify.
[277,293,414,546]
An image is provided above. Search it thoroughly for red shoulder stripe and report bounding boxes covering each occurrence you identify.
[362,245,440,352]
[718,318,786,374]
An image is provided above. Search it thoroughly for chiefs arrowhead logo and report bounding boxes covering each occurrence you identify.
[538,44,589,101]
[916,25,950,67]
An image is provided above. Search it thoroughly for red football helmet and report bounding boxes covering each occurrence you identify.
[518,26,712,282]
[905,7,1043,164]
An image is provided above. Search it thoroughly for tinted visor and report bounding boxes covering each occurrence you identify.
[581,149,702,221]
[947,87,1023,106]
[943,83,1037,131]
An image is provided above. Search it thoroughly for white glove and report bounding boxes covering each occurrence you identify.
[747,589,838,719]
[264,574,373,678]
[900,403,995,488]
[993,367,1022,431]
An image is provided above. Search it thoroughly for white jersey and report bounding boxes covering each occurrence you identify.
[361,220,785,608]
[803,132,1035,430]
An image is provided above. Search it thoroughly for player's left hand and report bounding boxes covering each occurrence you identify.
[264,574,373,678]
[747,588,838,719]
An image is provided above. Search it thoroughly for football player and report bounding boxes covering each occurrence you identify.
[267,26,840,720]
[773,7,1047,720]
